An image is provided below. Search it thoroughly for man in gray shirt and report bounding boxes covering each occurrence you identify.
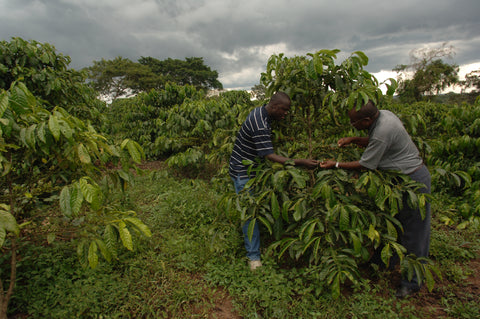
[320,100,431,298]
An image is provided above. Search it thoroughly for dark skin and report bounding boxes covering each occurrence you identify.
[264,97,319,168]
[320,108,379,169]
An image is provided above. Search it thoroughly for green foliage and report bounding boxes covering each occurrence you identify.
[85,56,161,99]
[0,80,150,267]
[5,167,480,318]
[394,44,459,102]
[104,86,253,171]
[0,37,106,125]
[259,49,396,157]
[85,55,223,100]
[139,56,223,91]
[388,101,480,227]
[223,161,435,294]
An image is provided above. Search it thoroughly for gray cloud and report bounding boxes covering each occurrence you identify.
[1,0,479,89]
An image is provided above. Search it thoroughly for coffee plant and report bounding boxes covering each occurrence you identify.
[217,50,453,296]
[0,81,149,317]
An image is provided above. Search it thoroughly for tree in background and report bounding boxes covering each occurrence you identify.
[85,57,162,100]
[85,56,222,101]
[138,56,223,91]
[394,43,459,103]
[250,83,266,101]
[464,70,480,93]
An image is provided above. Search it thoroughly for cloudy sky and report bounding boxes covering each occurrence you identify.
[1,0,479,90]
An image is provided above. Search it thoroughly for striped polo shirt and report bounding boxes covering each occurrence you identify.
[229,105,274,179]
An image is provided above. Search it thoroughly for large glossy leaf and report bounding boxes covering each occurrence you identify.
[124,216,152,237]
[77,143,91,164]
[48,114,60,140]
[88,240,99,269]
[0,92,8,118]
[118,221,133,251]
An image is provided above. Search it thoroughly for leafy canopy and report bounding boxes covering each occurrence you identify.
[393,43,459,102]
[85,56,223,100]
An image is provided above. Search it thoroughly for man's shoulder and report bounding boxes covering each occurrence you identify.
[378,110,402,127]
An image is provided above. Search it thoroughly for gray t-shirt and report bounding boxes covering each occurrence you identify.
[359,110,423,175]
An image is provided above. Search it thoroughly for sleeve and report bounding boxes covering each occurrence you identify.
[359,137,388,170]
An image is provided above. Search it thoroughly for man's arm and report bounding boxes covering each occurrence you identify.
[319,160,364,170]
[338,137,369,148]
[265,153,318,168]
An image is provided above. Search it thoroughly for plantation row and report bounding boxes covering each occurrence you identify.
[100,78,479,293]
[1,38,479,317]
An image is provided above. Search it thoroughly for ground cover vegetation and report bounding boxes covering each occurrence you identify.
[1,37,479,318]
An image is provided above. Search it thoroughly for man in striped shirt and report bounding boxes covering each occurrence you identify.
[229,92,318,270]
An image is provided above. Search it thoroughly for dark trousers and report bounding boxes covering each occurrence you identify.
[371,165,431,289]
[396,164,431,289]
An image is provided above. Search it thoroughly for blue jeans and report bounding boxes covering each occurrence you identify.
[232,176,261,261]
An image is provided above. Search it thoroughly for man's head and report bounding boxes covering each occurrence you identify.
[348,100,379,130]
[266,92,291,120]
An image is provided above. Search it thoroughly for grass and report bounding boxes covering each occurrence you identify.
[6,168,480,318]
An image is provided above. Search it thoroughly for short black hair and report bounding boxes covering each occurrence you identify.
[270,92,290,106]
[356,100,378,118]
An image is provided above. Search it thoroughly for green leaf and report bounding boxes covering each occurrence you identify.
[386,220,398,239]
[104,224,118,258]
[0,92,8,118]
[380,243,392,266]
[350,233,362,254]
[0,228,5,247]
[88,240,99,269]
[77,143,91,164]
[59,120,73,140]
[288,169,307,188]
[257,215,273,235]
[247,218,257,242]
[353,51,369,65]
[59,186,72,217]
[124,217,152,237]
[95,239,112,262]
[339,206,349,230]
[367,224,380,247]
[48,114,61,141]
[118,221,133,251]
[424,267,434,292]
[293,204,302,222]
[271,192,280,220]
[70,184,83,215]
[0,210,19,235]
[125,139,144,164]
[36,122,47,144]
[281,201,290,222]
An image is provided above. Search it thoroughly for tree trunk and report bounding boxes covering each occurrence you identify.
[0,239,17,319]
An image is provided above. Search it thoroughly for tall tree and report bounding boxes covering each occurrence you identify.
[463,69,480,93]
[86,56,223,101]
[394,43,459,102]
[138,56,223,91]
[250,83,266,101]
[85,57,162,100]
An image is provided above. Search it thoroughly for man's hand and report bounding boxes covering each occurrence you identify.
[337,137,353,147]
[295,159,319,168]
[319,160,336,169]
